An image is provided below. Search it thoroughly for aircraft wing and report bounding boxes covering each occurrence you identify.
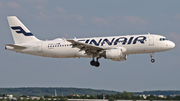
[6,44,27,49]
[67,39,104,55]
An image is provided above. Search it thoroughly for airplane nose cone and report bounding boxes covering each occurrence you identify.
[169,41,175,49]
[172,42,175,48]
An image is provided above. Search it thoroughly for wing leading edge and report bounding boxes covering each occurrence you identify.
[67,39,104,55]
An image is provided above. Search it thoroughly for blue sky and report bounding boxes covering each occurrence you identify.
[0,0,180,92]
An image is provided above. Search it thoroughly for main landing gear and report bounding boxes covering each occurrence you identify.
[90,57,100,67]
[150,53,155,63]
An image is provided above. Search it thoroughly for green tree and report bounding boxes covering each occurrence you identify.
[39,97,44,101]
[174,95,180,100]
[23,98,28,101]
[105,95,110,99]
[121,91,134,100]
[59,97,68,101]
[135,96,144,100]
[28,97,33,101]
[2,97,5,101]
[166,95,173,100]
[33,98,38,101]
[96,94,103,99]
[146,95,157,100]
[80,95,87,99]
[17,97,22,101]
[2,94,6,97]
[89,94,96,99]
[6,97,11,101]
[56,97,59,101]
[44,95,52,98]
[115,93,121,99]
[108,97,114,101]
[45,98,49,101]
[51,98,54,101]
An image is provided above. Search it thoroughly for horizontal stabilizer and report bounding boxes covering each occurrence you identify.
[6,44,27,49]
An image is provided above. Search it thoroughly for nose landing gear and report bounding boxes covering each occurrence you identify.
[151,58,155,63]
[150,53,155,63]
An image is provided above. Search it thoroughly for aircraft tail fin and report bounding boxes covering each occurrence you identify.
[7,16,40,44]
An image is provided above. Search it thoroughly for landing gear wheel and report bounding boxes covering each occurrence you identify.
[90,60,96,66]
[151,59,155,63]
[95,61,100,67]
[150,53,155,63]
[90,55,101,67]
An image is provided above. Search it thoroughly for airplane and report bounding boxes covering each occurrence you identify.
[5,16,175,67]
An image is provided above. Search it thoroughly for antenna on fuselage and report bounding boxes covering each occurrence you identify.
[148,32,150,35]
[62,37,66,41]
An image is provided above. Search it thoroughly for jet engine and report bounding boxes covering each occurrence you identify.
[100,47,127,61]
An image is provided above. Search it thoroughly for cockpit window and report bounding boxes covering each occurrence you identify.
[160,38,168,41]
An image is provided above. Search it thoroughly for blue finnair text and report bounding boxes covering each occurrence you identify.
[79,36,146,46]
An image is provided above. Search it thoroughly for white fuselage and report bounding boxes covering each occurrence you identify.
[6,34,175,59]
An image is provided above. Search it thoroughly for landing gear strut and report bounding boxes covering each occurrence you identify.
[94,58,100,67]
[150,53,155,63]
[90,56,100,67]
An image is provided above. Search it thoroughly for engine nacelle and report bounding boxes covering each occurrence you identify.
[76,51,88,57]
[102,47,127,61]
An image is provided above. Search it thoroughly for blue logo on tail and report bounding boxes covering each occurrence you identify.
[11,26,33,36]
